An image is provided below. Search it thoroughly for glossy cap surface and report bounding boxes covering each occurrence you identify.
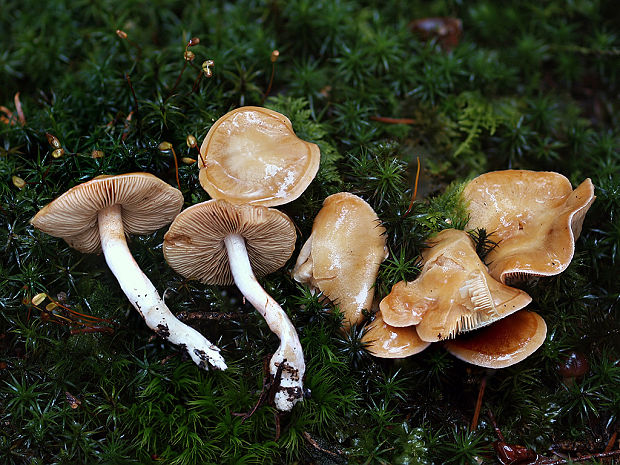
[362,312,430,358]
[444,310,547,368]
[292,192,388,327]
[381,229,532,342]
[463,171,595,283]
[199,106,320,207]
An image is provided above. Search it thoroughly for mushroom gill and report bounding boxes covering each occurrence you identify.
[463,170,595,284]
[380,229,532,342]
[292,192,388,328]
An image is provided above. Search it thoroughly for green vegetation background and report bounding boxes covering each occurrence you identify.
[1,0,618,463]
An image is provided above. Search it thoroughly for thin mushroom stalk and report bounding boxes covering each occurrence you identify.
[225,233,305,411]
[99,204,227,370]
[163,199,304,411]
[30,174,227,370]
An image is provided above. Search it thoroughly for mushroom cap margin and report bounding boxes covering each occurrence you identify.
[198,106,320,207]
[30,173,184,254]
[362,312,430,359]
[463,171,595,283]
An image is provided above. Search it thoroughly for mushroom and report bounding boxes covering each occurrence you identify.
[163,199,305,411]
[198,106,321,207]
[380,229,532,342]
[292,192,388,328]
[444,310,547,368]
[557,351,589,386]
[462,170,596,284]
[30,173,227,370]
[361,311,430,358]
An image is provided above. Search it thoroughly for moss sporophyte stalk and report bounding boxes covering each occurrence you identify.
[1,0,618,463]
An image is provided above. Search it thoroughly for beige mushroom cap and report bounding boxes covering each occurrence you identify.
[163,199,296,286]
[444,310,547,368]
[30,173,184,254]
[198,106,320,207]
[463,171,595,284]
[362,311,430,358]
[292,192,388,328]
[381,229,532,342]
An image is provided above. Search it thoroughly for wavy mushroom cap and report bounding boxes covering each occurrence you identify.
[463,171,595,284]
[30,173,184,254]
[199,106,320,207]
[163,199,296,286]
[381,229,532,342]
[292,192,388,327]
[444,310,547,368]
[362,312,430,359]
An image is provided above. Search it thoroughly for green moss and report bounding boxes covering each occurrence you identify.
[1,0,619,463]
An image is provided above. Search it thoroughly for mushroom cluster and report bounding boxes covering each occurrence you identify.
[164,106,321,411]
[30,106,321,412]
[362,170,595,369]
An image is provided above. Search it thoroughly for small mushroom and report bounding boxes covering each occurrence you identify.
[444,310,547,368]
[292,192,388,328]
[30,173,227,370]
[199,106,321,207]
[361,311,430,358]
[163,199,305,411]
[463,170,595,284]
[380,229,532,342]
[557,351,589,386]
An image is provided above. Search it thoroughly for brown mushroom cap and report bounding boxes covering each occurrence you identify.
[292,192,388,327]
[362,311,430,358]
[30,173,184,254]
[198,106,320,207]
[444,310,547,368]
[163,199,296,286]
[381,229,532,342]
[463,171,595,284]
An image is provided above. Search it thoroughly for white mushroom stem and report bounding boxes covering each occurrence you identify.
[224,233,305,412]
[98,204,227,370]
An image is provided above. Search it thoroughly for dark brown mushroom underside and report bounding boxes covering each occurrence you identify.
[444,310,546,368]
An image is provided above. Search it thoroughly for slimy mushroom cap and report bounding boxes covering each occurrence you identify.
[292,192,388,327]
[381,229,532,342]
[30,173,184,254]
[199,106,320,207]
[163,199,296,286]
[362,311,430,358]
[463,170,595,284]
[444,310,547,368]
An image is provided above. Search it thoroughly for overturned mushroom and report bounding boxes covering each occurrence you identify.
[444,310,547,368]
[163,199,305,411]
[30,173,227,370]
[292,192,388,328]
[381,229,532,342]
[463,170,595,284]
[199,106,321,207]
[361,311,430,358]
